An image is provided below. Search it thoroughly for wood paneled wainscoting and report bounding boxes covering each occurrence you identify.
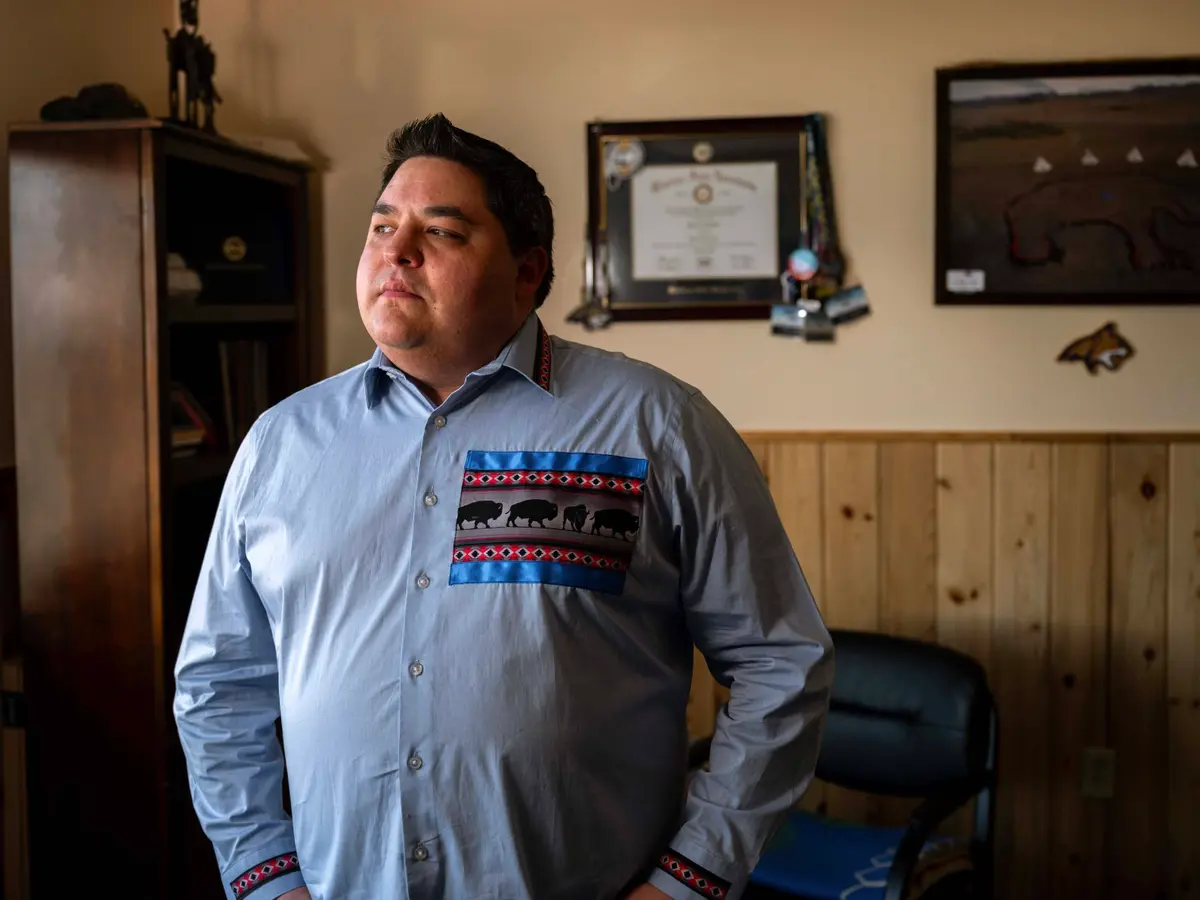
[685,433,1199,900]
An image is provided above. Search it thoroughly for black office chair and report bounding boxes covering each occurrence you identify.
[691,629,997,900]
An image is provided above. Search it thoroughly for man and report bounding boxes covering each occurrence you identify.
[174,113,833,900]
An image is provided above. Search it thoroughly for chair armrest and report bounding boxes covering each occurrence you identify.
[883,776,988,900]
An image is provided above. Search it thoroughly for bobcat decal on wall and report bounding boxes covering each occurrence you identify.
[1057,321,1135,374]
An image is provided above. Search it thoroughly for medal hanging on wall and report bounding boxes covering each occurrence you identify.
[567,137,643,330]
[771,114,870,341]
[568,235,614,331]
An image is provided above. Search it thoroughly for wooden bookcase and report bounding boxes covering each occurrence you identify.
[7,119,320,898]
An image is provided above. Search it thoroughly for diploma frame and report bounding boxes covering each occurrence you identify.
[584,115,811,322]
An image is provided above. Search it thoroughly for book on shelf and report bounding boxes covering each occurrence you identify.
[218,338,271,452]
[171,382,218,456]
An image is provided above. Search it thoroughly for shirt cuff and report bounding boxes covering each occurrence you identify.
[224,850,305,900]
[647,846,739,900]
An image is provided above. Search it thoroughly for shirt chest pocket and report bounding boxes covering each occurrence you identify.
[449,450,648,596]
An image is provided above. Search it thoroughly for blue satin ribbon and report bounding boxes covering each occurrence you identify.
[448,560,626,595]
[464,450,648,480]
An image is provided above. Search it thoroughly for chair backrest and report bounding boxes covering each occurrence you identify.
[816,629,996,798]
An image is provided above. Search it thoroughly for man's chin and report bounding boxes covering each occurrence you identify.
[367,318,427,353]
[376,333,425,353]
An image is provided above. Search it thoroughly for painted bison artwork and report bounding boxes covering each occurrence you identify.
[506,498,559,528]
[1004,174,1200,272]
[940,69,1200,299]
[589,508,640,541]
[456,500,503,530]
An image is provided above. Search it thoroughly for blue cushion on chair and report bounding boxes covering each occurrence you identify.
[749,811,971,900]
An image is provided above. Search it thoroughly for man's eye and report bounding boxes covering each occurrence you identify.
[429,228,462,239]
[373,224,394,234]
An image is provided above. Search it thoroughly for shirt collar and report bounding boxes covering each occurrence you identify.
[362,312,553,409]
[499,312,554,395]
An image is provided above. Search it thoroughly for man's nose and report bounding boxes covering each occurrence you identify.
[382,225,423,267]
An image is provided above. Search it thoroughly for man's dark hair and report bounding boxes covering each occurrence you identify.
[379,113,555,308]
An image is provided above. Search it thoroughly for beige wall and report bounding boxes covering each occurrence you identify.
[7,0,1200,440]
[1,0,173,466]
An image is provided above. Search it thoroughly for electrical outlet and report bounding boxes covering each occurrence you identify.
[1081,747,1116,799]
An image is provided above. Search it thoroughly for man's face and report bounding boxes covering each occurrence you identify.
[356,155,542,365]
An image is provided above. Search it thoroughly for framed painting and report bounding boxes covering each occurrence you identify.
[573,115,842,325]
[935,57,1200,305]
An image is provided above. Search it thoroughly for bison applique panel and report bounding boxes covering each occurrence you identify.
[450,450,648,594]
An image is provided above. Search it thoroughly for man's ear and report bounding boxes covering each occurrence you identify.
[515,247,549,306]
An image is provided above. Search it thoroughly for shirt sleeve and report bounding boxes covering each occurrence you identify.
[173,417,307,900]
[651,389,835,900]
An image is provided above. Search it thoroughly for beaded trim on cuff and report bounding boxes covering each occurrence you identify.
[230,852,300,897]
[657,849,731,899]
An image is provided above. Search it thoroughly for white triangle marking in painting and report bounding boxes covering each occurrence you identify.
[1033,156,1052,173]
[1178,149,1198,168]
[1126,147,1143,163]
[1082,149,1099,166]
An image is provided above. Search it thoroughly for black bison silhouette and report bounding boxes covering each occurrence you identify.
[589,508,640,540]
[561,503,588,532]
[457,500,503,529]
[507,498,558,527]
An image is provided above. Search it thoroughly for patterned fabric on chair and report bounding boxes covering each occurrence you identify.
[749,810,973,900]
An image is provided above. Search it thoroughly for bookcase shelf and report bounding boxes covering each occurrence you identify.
[170,303,297,325]
[172,453,233,487]
[8,118,320,899]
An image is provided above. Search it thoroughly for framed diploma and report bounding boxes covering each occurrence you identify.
[574,115,825,325]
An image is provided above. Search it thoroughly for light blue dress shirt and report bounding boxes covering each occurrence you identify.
[173,312,834,900]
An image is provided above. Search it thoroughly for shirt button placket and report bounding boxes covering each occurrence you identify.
[411,492,431,804]
[406,424,442,891]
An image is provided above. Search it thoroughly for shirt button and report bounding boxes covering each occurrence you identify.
[423,492,437,507]
[413,843,429,862]
[416,573,430,589]
[409,662,424,678]
[408,754,423,771]
[433,415,447,429]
